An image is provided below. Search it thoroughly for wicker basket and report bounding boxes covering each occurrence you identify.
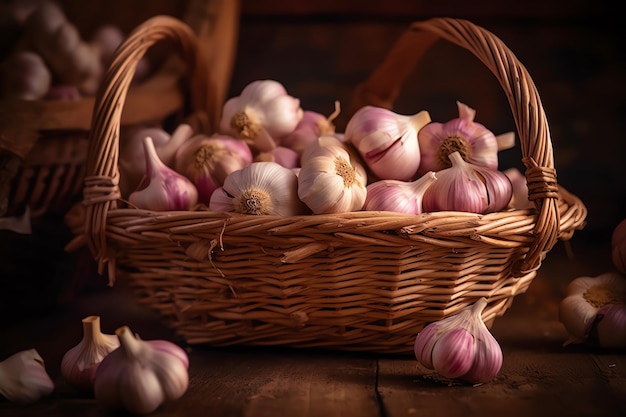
[0,0,240,219]
[77,16,587,354]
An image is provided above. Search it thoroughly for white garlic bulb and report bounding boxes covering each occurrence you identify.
[414,298,502,384]
[61,315,119,391]
[298,136,368,214]
[94,326,189,415]
[345,106,431,181]
[0,349,54,404]
[209,161,308,216]
[219,79,304,152]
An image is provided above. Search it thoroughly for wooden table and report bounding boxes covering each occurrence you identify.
[1,233,625,417]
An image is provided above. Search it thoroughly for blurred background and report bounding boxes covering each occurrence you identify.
[0,0,623,322]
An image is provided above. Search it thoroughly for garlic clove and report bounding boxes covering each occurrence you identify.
[0,349,54,404]
[558,294,598,343]
[129,136,199,211]
[363,171,437,214]
[413,322,439,369]
[461,325,503,383]
[595,303,626,348]
[61,315,119,391]
[431,328,475,379]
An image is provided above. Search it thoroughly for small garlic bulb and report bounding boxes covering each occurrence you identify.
[128,136,199,211]
[417,101,515,176]
[559,272,626,348]
[422,151,512,214]
[209,161,308,216]
[94,326,189,415]
[219,79,304,152]
[280,102,340,154]
[414,298,503,384]
[0,349,54,404]
[1,50,52,100]
[61,315,119,391]
[298,136,368,214]
[363,171,437,214]
[345,106,431,181]
[173,133,253,204]
[254,145,300,169]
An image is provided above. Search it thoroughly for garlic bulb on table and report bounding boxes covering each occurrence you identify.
[559,272,626,348]
[61,315,119,391]
[298,136,368,214]
[219,79,304,152]
[94,326,189,415]
[0,349,54,404]
[209,161,308,216]
[345,106,431,181]
[417,101,515,176]
[414,297,502,384]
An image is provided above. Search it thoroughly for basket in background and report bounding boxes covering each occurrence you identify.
[75,16,587,354]
[0,0,240,220]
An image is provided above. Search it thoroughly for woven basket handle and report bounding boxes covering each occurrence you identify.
[82,15,210,279]
[352,18,560,276]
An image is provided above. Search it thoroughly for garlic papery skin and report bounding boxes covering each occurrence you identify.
[61,315,119,391]
[363,171,437,214]
[345,106,430,181]
[422,151,512,214]
[119,123,194,197]
[280,102,340,154]
[298,138,368,214]
[128,136,199,211]
[0,349,54,404]
[94,326,189,415]
[417,101,503,176]
[209,162,308,216]
[173,133,253,205]
[219,79,304,152]
[559,272,626,347]
[414,297,503,384]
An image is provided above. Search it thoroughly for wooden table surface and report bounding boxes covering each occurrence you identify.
[1,232,625,417]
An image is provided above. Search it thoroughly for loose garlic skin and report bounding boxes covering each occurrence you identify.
[0,349,54,404]
[414,298,503,384]
[345,106,431,181]
[417,101,506,176]
[94,326,189,415]
[559,272,626,348]
[61,315,119,391]
[298,137,368,214]
[209,162,308,216]
[219,79,303,152]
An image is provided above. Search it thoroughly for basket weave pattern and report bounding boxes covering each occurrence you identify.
[79,17,587,354]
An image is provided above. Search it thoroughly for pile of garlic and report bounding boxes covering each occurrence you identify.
[120,79,527,216]
[0,315,190,415]
[0,0,149,101]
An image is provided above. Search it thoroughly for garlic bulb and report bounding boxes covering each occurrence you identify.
[559,272,626,348]
[173,133,253,204]
[219,79,304,152]
[414,298,502,383]
[345,106,431,181]
[209,161,308,215]
[0,349,54,404]
[120,123,194,197]
[422,151,512,214]
[128,136,199,211]
[611,218,626,273]
[363,171,437,214]
[61,315,119,391]
[298,136,368,214]
[280,102,340,154]
[94,326,189,415]
[417,101,515,176]
[503,167,533,210]
[254,145,300,169]
[1,50,51,100]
